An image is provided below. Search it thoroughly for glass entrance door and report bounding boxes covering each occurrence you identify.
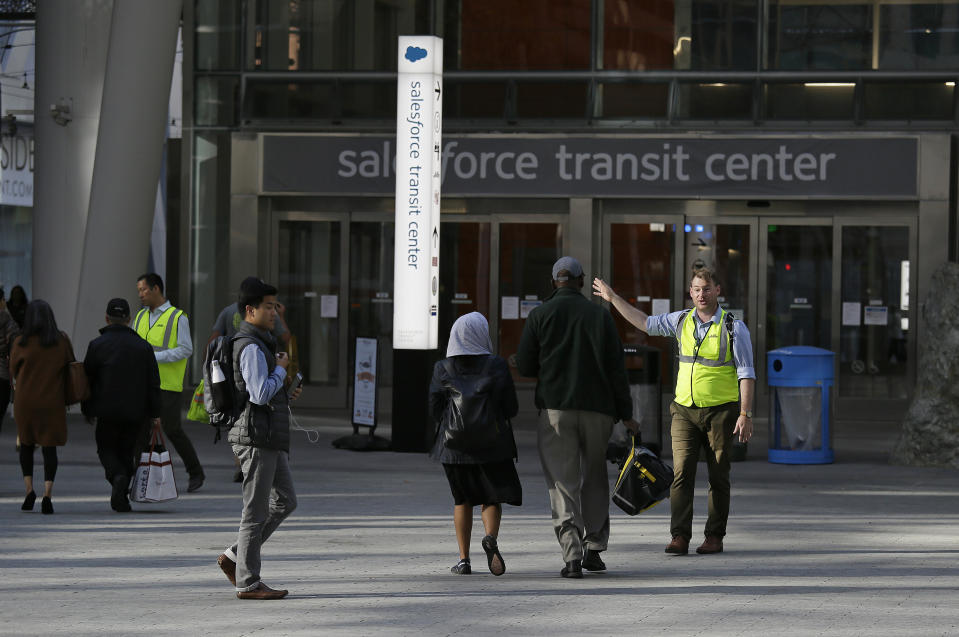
[757,219,833,398]
[837,221,916,408]
[496,218,566,381]
[438,220,492,355]
[273,212,349,408]
[684,218,757,327]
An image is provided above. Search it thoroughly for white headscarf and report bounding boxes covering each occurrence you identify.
[446,312,493,357]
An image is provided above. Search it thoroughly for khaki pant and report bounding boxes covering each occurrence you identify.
[537,409,615,563]
[669,401,738,541]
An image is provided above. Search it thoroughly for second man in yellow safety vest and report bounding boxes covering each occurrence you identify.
[135,272,205,492]
[592,266,755,556]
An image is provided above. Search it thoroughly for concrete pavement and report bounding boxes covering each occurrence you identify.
[1,410,957,636]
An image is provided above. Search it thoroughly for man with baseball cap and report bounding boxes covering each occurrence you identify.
[516,256,637,578]
[82,298,162,512]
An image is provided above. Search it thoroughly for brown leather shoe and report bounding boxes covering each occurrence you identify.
[696,535,724,554]
[236,582,288,600]
[665,536,689,555]
[217,554,236,587]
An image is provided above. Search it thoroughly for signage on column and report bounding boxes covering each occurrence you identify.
[393,35,442,350]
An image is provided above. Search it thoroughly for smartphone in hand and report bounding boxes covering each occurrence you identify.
[289,371,304,394]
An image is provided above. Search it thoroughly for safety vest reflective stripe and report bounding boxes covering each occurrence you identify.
[674,309,739,407]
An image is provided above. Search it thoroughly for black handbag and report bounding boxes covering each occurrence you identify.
[611,435,674,515]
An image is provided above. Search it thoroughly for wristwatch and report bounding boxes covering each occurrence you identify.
[740,410,753,418]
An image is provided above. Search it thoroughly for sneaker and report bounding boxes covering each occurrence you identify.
[481,535,506,576]
[450,558,471,575]
[582,549,606,572]
[560,559,583,579]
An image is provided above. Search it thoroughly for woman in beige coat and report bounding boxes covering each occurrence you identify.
[10,300,75,514]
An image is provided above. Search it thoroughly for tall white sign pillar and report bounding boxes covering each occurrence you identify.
[393,36,442,350]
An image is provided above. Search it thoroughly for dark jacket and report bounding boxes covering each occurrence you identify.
[82,324,162,422]
[429,354,519,464]
[228,321,291,452]
[516,286,632,421]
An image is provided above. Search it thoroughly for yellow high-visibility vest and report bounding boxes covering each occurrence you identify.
[134,306,187,392]
[674,308,739,408]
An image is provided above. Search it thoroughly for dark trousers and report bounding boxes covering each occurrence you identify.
[0,378,10,433]
[138,390,204,478]
[97,418,147,484]
[669,401,738,541]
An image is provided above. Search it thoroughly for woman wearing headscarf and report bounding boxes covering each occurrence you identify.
[10,300,75,514]
[429,312,521,576]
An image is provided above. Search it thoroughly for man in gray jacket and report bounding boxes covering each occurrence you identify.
[216,277,302,600]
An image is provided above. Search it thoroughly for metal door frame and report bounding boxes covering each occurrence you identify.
[269,210,350,408]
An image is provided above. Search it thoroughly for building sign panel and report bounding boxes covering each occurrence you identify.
[392,36,442,350]
[263,135,918,199]
[1,125,34,207]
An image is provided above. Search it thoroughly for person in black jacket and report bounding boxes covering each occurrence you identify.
[430,312,521,576]
[82,298,162,512]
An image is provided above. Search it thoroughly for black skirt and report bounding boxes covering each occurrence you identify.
[442,460,523,507]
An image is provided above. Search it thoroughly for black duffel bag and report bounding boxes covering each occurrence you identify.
[611,435,674,516]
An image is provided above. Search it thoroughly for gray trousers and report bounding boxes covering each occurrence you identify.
[228,445,297,591]
[537,409,615,563]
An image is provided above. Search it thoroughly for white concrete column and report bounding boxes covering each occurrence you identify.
[33,0,112,335]
[74,1,182,357]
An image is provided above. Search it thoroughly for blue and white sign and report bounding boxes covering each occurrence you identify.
[394,36,443,350]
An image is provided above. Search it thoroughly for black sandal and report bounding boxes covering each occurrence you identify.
[482,535,505,576]
[450,558,471,575]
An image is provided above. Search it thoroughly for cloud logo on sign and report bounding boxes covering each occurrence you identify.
[405,46,428,62]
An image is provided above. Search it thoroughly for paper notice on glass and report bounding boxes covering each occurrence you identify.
[863,305,888,326]
[842,302,861,326]
[520,299,542,318]
[502,296,519,320]
[651,298,670,316]
[320,294,338,318]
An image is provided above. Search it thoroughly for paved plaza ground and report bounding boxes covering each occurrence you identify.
[0,409,957,636]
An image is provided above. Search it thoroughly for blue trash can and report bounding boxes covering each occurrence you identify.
[767,346,834,464]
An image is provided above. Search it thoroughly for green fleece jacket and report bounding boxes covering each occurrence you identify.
[516,286,632,421]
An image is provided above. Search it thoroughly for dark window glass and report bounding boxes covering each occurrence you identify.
[677,83,753,120]
[243,81,335,120]
[767,4,872,70]
[604,0,674,70]
[765,83,855,120]
[515,82,588,119]
[452,0,590,70]
[349,221,395,387]
[251,0,430,71]
[195,76,238,126]
[686,0,757,70]
[863,82,955,120]
[600,83,670,119]
[437,221,492,355]
[195,0,242,70]
[879,3,959,70]
[444,81,508,119]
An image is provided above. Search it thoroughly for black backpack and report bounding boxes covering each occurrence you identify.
[202,335,245,441]
[439,357,500,453]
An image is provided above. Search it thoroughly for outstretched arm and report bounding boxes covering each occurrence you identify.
[592,277,650,333]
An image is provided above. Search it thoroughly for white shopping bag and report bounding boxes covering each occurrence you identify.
[130,430,179,503]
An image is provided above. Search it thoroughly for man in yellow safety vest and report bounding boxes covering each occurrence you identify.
[592,266,755,556]
[135,273,205,492]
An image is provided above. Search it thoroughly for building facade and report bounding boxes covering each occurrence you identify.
[182,0,959,424]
